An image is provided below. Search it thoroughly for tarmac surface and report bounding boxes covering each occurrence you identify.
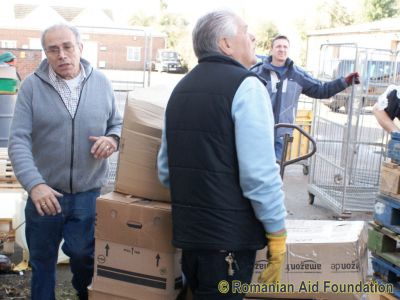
[283,164,373,222]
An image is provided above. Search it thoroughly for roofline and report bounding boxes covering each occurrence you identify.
[308,27,400,37]
[307,17,400,37]
[0,22,166,38]
[76,25,166,38]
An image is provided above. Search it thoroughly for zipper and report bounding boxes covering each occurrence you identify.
[34,67,93,193]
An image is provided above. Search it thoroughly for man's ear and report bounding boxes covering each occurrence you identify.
[218,37,233,56]
[78,42,83,53]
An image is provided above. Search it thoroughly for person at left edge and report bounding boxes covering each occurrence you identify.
[8,23,122,300]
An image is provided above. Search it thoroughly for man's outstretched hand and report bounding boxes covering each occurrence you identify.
[345,72,360,85]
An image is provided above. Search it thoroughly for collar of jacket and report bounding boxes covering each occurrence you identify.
[198,53,247,70]
[264,55,294,71]
[34,57,93,84]
[199,53,266,86]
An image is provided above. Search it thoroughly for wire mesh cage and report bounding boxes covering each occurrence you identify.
[308,44,395,216]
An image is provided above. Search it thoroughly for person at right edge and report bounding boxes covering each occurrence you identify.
[157,10,286,300]
[373,85,400,133]
[251,35,360,161]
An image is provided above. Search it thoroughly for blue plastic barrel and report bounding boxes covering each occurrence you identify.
[0,94,16,147]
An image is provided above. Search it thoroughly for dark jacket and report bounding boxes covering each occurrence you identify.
[166,54,267,250]
[385,89,400,120]
[251,56,348,137]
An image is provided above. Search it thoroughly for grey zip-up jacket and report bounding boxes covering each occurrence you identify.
[8,58,122,194]
[251,56,348,137]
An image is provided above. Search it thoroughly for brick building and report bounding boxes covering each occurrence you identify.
[0,4,166,79]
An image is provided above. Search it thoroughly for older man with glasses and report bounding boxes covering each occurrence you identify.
[8,23,122,300]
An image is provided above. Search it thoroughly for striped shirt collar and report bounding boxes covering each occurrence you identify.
[48,63,86,84]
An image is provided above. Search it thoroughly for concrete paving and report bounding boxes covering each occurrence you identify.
[283,164,373,221]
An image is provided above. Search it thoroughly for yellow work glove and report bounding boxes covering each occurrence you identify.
[258,232,287,283]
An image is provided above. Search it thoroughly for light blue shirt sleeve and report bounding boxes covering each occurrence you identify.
[157,117,170,188]
[232,77,286,233]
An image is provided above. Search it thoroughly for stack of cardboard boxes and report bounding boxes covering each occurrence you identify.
[89,94,182,299]
[368,158,400,298]
[89,88,369,300]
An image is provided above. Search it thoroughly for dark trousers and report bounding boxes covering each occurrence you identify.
[25,188,100,300]
[182,249,257,300]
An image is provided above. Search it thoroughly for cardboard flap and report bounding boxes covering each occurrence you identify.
[123,98,164,137]
[96,192,174,253]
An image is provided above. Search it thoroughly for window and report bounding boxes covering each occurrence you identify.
[127,47,141,61]
[1,40,17,48]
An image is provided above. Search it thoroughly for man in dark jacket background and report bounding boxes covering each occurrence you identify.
[157,10,287,300]
[251,35,360,160]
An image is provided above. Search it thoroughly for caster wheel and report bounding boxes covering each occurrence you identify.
[308,192,315,205]
[303,165,309,175]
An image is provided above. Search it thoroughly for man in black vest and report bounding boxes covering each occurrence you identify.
[157,10,287,300]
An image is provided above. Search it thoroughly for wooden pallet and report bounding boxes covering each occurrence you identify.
[0,218,15,254]
[0,148,22,189]
[0,160,17,181]
[374,194,400,235]
[371,255,400,298]
[367,293,399,300]
[368,221,400,267]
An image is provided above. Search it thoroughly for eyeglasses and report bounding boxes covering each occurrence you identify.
[45,43,76,56]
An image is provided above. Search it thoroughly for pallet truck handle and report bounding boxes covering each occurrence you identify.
[274,123,317,178]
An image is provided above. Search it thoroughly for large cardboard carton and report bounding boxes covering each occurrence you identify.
[92,192,182,300]
[95,192,174,252]
[379,163,400,195]
[115,97,170,202]
[247,220,368,299]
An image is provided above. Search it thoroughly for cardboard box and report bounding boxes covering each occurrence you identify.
[248,220,368,299]
[92,239,182,300]
[92,192,182,300]
[379,164,400,195]
[89,284,137,299]
[95,192,174,252]
[115,98,170,202]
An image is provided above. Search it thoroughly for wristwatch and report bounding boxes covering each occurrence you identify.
[107,134,120,150]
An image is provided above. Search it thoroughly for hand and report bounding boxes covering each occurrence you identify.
[30,183,63,216]
[258,232,287,283]
[89,136,118,159]
[345,72,360,85]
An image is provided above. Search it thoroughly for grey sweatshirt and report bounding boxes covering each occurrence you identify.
[8,58,122,194]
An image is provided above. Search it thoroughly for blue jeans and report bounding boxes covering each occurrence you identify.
[275,136,284,162]
[25,188,100,300]
[182,249,256,300]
